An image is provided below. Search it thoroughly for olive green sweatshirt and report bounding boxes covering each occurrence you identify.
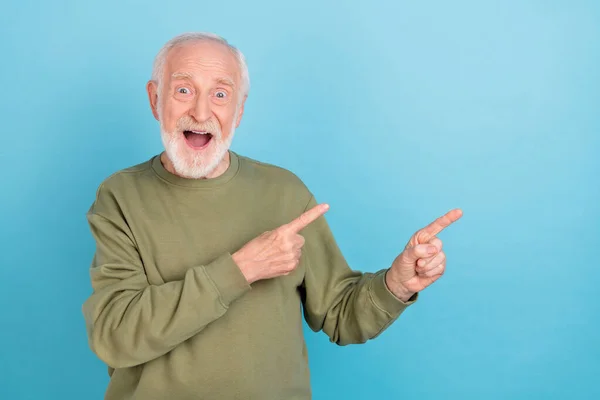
[82,151,417,400]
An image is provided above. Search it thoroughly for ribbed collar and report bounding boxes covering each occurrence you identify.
[151,151,240,188]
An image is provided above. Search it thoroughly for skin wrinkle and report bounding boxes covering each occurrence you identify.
[168,57,238,84]
[146,40,246,180]
[171,73,236,91]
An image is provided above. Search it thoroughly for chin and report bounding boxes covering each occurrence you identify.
[161,129,234,179]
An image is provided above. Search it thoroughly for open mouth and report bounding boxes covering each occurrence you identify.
[183,130,213,149]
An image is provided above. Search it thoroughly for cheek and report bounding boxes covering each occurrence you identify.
[161,100,188,129]
[216,107,238,133]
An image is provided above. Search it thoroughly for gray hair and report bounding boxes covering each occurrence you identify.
[151,32,250,101]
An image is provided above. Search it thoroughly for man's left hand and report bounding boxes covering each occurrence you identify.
[385,209,463,302]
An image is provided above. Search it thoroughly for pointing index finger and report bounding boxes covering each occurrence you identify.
[419,208,463,241]
[282,203,330,233]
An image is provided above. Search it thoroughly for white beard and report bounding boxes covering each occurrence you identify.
[159,115,236,179]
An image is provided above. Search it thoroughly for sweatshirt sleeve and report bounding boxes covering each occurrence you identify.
[82,210,251,369]
[299,195,418,345]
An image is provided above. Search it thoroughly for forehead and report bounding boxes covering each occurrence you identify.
[163,41,241,85]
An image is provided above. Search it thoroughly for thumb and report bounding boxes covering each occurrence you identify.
[406,243,438,261]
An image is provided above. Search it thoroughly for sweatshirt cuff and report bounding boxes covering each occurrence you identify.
[369,270,418,317]
[202,253,252,307]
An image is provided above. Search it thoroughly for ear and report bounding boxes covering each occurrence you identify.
[146,80,160,121]
[235,95,247,128]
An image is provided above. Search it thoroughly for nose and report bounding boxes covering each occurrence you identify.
[190,95,211,123]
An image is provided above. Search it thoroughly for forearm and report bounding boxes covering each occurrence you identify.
[304,267,416,345]
[299,194,418,345]
[83,253,250,368]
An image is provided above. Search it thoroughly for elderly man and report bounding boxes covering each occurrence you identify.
[83,32,462,399]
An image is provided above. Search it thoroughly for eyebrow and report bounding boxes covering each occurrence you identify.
[171,72,193,80]
[215,77,236,89]
[170,73,236,89]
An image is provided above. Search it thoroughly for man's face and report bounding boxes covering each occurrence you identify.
[147,40,245,178]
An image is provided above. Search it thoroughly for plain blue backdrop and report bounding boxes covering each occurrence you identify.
[1,0,598,399]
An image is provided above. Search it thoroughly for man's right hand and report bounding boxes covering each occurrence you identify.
[232,203,330,284]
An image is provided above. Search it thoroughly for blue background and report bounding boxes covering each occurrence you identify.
[1,0,598,399]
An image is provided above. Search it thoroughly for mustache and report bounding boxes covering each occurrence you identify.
[176,116,222,138]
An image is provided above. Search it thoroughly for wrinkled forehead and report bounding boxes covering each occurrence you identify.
[163,41,241,85]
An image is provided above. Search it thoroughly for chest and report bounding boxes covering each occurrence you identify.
[125,191,304,288]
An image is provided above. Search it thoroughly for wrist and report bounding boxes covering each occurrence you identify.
[232,252,256,284]
[385,269,415,302]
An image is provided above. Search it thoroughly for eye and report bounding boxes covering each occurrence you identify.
[215,90,227,99]
[177,87,191,94]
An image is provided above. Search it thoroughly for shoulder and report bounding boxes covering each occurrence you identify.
[88,157,155,216]
[237,153,314,209]
[238,154,308,189]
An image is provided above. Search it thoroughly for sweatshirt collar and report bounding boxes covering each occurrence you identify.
[151,150,240,188]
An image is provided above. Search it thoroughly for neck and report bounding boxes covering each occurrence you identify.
[160,151,231,179]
